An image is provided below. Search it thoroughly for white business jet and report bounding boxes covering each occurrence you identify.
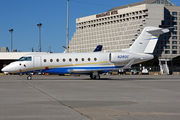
[1,27,169,80]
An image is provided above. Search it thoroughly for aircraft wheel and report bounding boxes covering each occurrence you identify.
[90,74,93,79]
[27,75,32,80]
[95,75,100,80]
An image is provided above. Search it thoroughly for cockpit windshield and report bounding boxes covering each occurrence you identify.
[17,57,32,61]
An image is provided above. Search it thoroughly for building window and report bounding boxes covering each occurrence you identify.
[165,46,170,49]
[172,41,177,44]
[172,50,177,54]
[166,17,170,20]
[173,22,177,25]
[172,46,177,49]
[172,31,177,35]
[157,50,162,54]
[165,41,170,44]
[157,40,163,44]
[166,11,170,15]
[173,17,177,20]
[172,12,177,15]
[157,45,162,49]
[173,27,177,30]
[165,50,170,54]
[165,32,170,35]
[166,21,170,25]
[165,36,170,39]
[172,36,177,39]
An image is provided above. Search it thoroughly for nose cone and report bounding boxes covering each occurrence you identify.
[1,66,10,73]
[1,62,19,73]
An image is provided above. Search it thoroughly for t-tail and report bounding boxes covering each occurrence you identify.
[127,27,169,54]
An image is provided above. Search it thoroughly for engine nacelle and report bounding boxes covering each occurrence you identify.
[110,52,132,63]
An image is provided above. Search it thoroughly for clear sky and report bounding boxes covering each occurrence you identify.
[0,0,179,53]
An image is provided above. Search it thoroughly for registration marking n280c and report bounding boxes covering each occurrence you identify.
[117,55,129,59]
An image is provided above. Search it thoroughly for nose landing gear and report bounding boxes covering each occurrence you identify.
[27,74,32,80]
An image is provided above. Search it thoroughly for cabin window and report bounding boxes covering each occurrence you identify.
[63,58,66,62]
[94,58,97,61]
[69,58,72,62]
[56,59,59,62]
[88,58,91,61]
[44,59,47,62]
[75,58,78,62]
[81,58,84,61]
[50,59,53,62]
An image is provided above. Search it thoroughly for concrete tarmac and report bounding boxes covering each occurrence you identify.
[0,75,180,120]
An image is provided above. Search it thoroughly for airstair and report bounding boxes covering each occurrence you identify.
[159,58,170,74]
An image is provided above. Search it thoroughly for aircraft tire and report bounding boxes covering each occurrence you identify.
[95,75,100,80]
[27,75,32,80]
[90,75,100,79]
[90,75,93,79]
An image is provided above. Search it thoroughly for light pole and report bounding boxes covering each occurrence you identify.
[67,0,69,53]
[9,29,13,52]
[37,23,42,52]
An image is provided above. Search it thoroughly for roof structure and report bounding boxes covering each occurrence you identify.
[108,0,174,11]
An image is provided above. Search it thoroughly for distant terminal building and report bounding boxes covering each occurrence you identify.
[69,0,180,59]
[0,47,9,52]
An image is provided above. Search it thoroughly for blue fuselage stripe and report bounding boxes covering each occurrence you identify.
[44,66,124,74]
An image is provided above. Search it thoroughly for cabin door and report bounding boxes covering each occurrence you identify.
[33,56,42,72]
[109,53,112,62]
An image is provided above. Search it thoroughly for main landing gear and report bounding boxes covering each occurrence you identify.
[27,74,32,80]
[90,72,100,80]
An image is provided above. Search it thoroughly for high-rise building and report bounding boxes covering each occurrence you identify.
[69,0,180,59]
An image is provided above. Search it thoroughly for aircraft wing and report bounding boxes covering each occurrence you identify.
[121,59,135,69]
[68,59,135,74]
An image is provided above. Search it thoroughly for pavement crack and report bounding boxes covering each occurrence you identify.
[21,80,92,120]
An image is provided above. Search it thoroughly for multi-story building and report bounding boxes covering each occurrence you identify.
[69,0,180,59]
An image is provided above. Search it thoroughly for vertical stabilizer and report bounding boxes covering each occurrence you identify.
[129,27,169,53]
